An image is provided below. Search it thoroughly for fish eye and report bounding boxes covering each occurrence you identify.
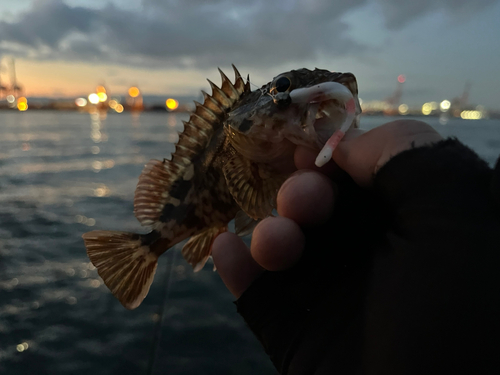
[271,76,292,95]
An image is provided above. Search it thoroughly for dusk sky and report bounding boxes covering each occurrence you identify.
[0,0,499,109]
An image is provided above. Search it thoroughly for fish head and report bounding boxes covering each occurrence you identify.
[225,68,361,162]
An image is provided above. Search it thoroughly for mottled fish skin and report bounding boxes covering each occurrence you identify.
[82,66,361,310]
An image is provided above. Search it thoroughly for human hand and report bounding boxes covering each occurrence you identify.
[212,119,443,372]
[212,119,442,297]
[212,120,500,375]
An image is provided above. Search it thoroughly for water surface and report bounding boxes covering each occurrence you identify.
[0,111,499,374]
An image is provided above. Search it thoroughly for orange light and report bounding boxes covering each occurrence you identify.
[166,98,179,111]
[128,87,140,98]
[18,102,28,111]
[96,86,106,94]
[18,96,28,104]
[115,104,124,113]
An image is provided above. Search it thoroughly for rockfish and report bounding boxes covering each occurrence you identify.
[82,66,361,309]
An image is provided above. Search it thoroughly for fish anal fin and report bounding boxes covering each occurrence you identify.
[234,210,260,237]
[182,226,228,272]
[82,230,158,310]
[223,153,286,220]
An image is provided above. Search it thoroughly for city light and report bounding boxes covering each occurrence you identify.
[75,98,87,107]
[460,110,483,120]
[96,86,106,94]
[128,87,140,98]
[108,99,118,109]
[97,92,108,102]
[398,104,409,115]
[88,93,100,104]
[440,100,451,111]
[17,97,28,111]
[6,95,15,103]
[16,342,29,352]
[166,98,179,111]
[422,102,433,115]
[115,104,124,113]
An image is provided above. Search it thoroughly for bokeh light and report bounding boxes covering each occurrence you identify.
[397,74,406,83]
[88,93,100,104]
[16,342,29,352]
[6,94,15,103]
[166,98,179,111]
[460,110,483,120]
[115,104,124,113]
[440,100,451,111]
[128,87,140,98]
[75,98,87,107]
[96,86,106,94]
[97,92,108,102]
[108,99,118,109]
[422,102,432,115]
[17,102,28,111]
[17,99,28,111]
[398,103,409,115]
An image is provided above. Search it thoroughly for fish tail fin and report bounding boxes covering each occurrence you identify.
[82,230,158,310]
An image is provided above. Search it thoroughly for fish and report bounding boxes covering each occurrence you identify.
[82,66,361,309]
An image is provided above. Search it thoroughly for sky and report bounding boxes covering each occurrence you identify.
[0,0,499,109]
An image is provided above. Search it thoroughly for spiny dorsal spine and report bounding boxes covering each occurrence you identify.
[178,64,250,158]
[133,66,250,227]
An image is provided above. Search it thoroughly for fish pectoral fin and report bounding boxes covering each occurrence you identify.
[223,153,286,220]
[82,230,158,310]
[234,210,260,237]
[182,226,228,272]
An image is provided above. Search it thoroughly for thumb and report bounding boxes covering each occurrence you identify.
[332,120,443,187]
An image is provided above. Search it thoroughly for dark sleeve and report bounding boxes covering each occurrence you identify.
[235,139,500,375]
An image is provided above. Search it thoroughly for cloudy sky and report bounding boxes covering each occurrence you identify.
[0,0,499,109]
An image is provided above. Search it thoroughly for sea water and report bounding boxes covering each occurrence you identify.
[0,111,499,374]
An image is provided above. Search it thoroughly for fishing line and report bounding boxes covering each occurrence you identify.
[145,249,178,375]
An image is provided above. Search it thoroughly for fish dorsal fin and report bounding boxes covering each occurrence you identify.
[234,210,260,237]
[134,66,250,227]
[182,226,228,272]
[223,152,287,220]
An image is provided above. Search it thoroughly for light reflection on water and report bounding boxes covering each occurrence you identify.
[0,110,273,375]
[0,111,498,374]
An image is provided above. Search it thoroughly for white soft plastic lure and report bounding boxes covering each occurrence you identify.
[289,82,356,167]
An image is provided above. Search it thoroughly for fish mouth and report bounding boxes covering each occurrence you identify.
[286,82,359,150]
[313,99,348,145]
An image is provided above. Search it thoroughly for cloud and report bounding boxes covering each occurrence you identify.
[0,0,498,69]
[0,0,369,68]
[377,0,499,29]
[0,0,96,47]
